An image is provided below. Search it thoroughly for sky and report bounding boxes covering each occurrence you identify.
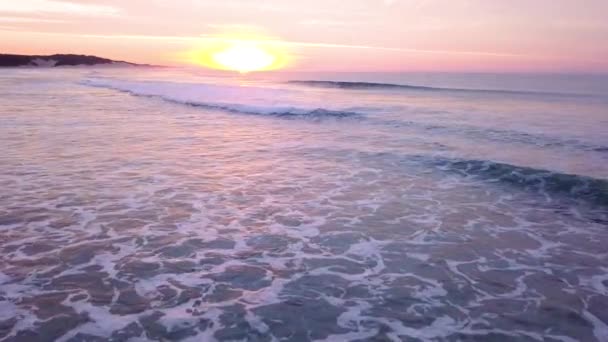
[1,0,607,72]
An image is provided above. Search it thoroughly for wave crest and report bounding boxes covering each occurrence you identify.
[288,80,590,97]
[375,119,608,153]
[82,78,361,119]
[166,100,359,119]
[289,80,435,91]
[436,158,608,206]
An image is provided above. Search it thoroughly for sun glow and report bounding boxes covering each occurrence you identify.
[212,43,275,73]
[187,37,290,73]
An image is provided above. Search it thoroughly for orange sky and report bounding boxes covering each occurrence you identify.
[1,0,607,72]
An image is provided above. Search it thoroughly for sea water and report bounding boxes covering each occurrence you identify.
[0,67,607,341]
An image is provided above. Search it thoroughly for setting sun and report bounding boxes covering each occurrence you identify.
[186,37,290,73]
[212,43,276,73]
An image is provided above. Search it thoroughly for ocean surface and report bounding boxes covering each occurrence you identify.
[1,67,607,341]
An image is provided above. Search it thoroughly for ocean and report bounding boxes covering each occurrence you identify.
[1,67,607,341]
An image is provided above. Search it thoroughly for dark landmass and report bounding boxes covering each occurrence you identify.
[0,53,148,67]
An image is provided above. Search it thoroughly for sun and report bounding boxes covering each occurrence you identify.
[212,43,276,73]
[186,37,290,73]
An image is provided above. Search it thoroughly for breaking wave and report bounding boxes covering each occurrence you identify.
[81,78,361,119]
[435,158,608,206]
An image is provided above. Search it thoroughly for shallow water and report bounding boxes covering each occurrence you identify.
[0,68,607,341]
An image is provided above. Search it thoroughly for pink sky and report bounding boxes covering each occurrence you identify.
[1,0,607,72]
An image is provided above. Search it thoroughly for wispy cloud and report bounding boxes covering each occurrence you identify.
[207,23,258,30]
[0,16,67,23]
[205,23,268,34]
[4,30,597,62]
[299,19,353,28]
[0,0,121,16]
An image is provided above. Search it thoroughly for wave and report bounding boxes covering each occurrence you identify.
[375,119,608,153]
[289,80,437,91]
[164,100,359,119]
[299,147,608,206]
[288,80,591,98]
[81,78,361,119]
[434,158,608,206]
[81,78,607,153]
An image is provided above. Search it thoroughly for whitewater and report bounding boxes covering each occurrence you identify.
[0,67,607,341]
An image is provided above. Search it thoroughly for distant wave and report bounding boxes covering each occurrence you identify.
[290,80,437,91]
[435,158,608,206]
[376,119,608,153]
[82,78,361,119]
[288,80,590,97]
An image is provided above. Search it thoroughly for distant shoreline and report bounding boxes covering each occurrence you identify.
[0,53,152,67]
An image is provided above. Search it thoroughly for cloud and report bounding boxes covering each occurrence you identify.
[299,19,353,27]
[0,16,67,23]
[0,0,121,16]
[8,30,598,62]
[206,23,265,32]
